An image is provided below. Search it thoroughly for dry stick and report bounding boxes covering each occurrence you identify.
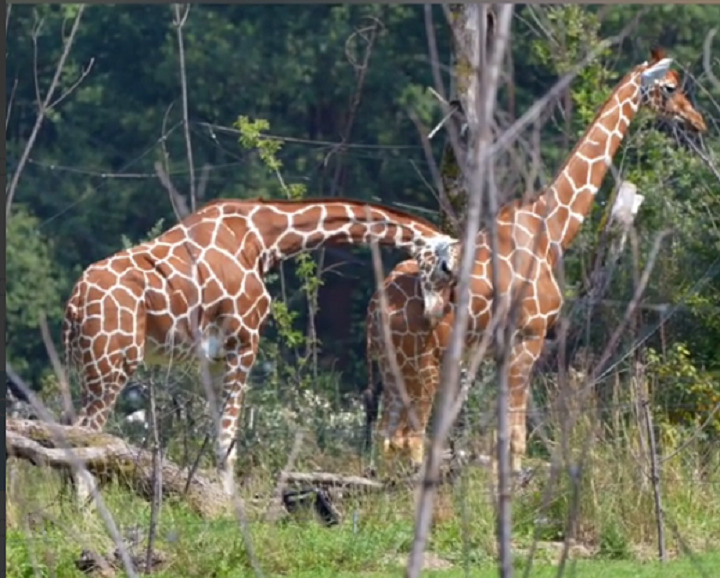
[638,366,667,563]
[38,313,75,424]
[366,215,421,435]
[5,6,88,220]
[4,365,139,578]
[424,5,473,215]
[313,18,381,378]
[330,16,381,199]
[145,378,163,572]
[407,111,461,231]
[6,77,19,131]
[406,6,514,578]
[703,28,719,91]
[424,5,446,103]
[266,431,305,522]
[173,3,197,213]
[475,7,516,576]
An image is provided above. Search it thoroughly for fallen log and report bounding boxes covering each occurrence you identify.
[5,418,227,519]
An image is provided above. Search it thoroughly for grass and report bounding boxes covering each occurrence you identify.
[6,440,720,578]
[7,381,720,577]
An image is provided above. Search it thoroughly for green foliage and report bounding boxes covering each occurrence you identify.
[648,343,720,437]
[530,5,616,126]
[5,2,720,439]
[6,206,66,383]
[121,217,166,249]
[235,113,325,402]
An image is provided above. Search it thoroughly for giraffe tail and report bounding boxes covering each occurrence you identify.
[61,286,83,424]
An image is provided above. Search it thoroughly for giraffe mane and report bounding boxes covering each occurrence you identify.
[199,196,443,232]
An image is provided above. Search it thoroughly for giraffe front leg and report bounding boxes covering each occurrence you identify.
[216,347,256,496]
[506,335,545,474]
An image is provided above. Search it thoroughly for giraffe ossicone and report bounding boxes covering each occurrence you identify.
[365,47,707,477]
[62,196,457,499]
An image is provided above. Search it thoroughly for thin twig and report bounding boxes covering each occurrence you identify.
[6,77,19,131]
[173,3,197,212]
[5,364,139,578]
[702,28,719,92]
[38,312,74,424]
[145,378,163,572]
[406,6,515,577]
[6,5,87,220]
[366,215,421,434]
[266,431,305,522]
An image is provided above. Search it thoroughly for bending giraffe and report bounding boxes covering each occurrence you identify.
[365,48,707,472]
[63,196,460,496]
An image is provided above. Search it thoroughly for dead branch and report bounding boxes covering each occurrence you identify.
[407,6,514,578]
[6,418,228,519]
[172,3,197,213]
[703,28,719,92]
[6,6,88,220]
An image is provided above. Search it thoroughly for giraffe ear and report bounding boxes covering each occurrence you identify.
[650,46,667,64]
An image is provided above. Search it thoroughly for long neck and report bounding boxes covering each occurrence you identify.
[237,199,443,270]
[540,68,644,254]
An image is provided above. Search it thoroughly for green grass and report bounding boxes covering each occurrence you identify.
[6,451,720,578]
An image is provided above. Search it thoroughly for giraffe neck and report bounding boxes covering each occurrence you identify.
[539,68,645,255]
[233,199,444,271]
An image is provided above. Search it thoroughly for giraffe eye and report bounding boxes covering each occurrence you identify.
[663,83,677,94]
[440,259,452,276]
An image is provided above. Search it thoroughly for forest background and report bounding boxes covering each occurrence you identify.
[6,3,720,458]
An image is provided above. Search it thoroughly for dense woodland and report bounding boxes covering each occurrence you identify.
[6,4,720,445]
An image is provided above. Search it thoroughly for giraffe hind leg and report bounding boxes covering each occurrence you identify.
[215,345,258,496]
[71,350,139,510]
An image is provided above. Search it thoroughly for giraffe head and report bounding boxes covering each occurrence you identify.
[639,47,707,133]
[411,237,461,321]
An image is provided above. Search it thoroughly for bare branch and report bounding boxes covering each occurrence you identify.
[367,220,421,434]
[703,28,719,92]
[5,366,138,577]
[424,5,446,101]
[145,379,163,572]
[407,6,515,577]
[6,5,86,220]
[6,77,19,131]
[47,57,95,110]
[482,12,647,164]
[38,312,74,424]
[173,3,197,212]
[267,431,305,522]
[155,161,190,221]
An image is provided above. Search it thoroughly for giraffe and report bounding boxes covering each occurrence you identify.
[62,196,460,496]
[365,48,707,473]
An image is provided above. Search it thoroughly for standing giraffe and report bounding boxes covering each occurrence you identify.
[365,48,707,472]
[63,196,460,495]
